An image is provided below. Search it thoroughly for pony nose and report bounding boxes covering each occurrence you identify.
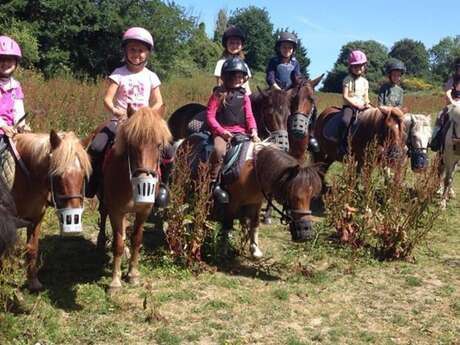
[290,219,314,242]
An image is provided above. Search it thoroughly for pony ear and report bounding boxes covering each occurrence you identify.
[127,103,135,118]
[280,165,300,183]
[50,130,62,150]
[157,104,167,118]
[257,86,269,98]
[291,70,301,87]
[309,74,324,89]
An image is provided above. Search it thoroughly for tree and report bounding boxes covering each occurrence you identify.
[389,39,429,77]
[228,6,274,71]
[322,40,388,92]
[188,23,221,71]
[213,9,228,44]
[430,36,460,83]
[273,28,310,78]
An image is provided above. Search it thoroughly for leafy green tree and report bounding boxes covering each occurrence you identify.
[429,36,460,83]
[188,23,221,72]
[213,9,228,43]
[322,40,388,92]
[1,19,39,69]
[228,6,274,71]
[389,39,429,77]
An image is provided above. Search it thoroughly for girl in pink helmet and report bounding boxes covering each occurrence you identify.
[87,27,171,200]
[0,36,29,137]
[337,49,372,158]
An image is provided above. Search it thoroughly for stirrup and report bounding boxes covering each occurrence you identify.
[308,137,320,153]
[213,184,230,204]
[155,183,170,208]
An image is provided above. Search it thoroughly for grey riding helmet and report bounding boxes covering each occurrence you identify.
[221,57,248,75]
[385,58,406,74]
[275,32,298,50]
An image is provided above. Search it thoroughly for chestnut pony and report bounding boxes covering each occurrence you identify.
[313,107,406,172]
[11,131,91,291]
[99,106,171,291]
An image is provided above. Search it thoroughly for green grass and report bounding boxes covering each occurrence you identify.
[0,77,458,344]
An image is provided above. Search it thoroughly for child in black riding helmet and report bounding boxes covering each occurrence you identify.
[266,32,301,91]
[378,58,406,111]
[266,32,320,152]
[431,57,460,151]
[207,57,259,204]
[215,26,252,95]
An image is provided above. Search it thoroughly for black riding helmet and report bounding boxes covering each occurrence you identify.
[221,57,248,75]
[385,58,406,75]
[222,26,246,47]
[275,32,298,51]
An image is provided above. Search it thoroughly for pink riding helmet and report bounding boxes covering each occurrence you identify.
[0,36,22,59]
[348,50,367,65]
[122,27,154,51]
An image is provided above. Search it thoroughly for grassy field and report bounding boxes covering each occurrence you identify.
[0,72,458,345]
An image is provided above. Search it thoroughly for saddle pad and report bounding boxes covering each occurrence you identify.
[187,110,209,135]
[221,139,252,186]
[322,109,365,142]
[322,111,342,142]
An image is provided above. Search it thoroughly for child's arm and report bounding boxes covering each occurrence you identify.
[266,58,281,90]
[446,89,454,105]
[150,86,163,113]
[243,95,259,141]
[206,93,230,139]
[104,80,125,118]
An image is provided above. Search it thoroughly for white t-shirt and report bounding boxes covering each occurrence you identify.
[214,58,252,94]
[343,75,369,108]
[109,65,161,111]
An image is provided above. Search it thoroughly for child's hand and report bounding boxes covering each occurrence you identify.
[222,131,233,141]
[1,125,17,137]
[112,107,127,119]
[250,129,260,142]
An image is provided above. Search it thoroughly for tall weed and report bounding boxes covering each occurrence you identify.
[325,141,441,260]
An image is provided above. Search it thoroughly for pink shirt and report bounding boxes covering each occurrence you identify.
[206,92,257,136]
[0,77,25,133]
[109,65,161,111]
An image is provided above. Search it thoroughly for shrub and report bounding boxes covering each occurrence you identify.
[163,143,214,269]
[325,141,441,260]
[402,77,433,91]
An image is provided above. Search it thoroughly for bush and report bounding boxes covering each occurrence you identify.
[325,141,441,260]
[402,77,433,91]
[163,143,214,269]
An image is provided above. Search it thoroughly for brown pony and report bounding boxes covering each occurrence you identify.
[250,89,292,151]
[287,74,324,161]
[219,145,322,258]
[314,107,406,172]
[11,131,91,291]
[99,106,171,291]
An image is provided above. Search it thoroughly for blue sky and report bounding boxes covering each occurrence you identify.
[177,0,458,78]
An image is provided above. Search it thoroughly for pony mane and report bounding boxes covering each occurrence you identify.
[114,107,172,154]
[14,132,92,177]
[255,147,322,201]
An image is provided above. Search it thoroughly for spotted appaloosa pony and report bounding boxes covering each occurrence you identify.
[314,107,406,173]
[0,177,29,257]
[402,113,432,171]
[438,105,460,209]
[100,106,171,291]
[218,144,322,258]
[11,131,91,291]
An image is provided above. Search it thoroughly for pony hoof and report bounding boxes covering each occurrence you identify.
[27,279,44,292]
[262,217,272,225]
[440,200,447,210]
[127,275,140,286]
[250,244,263,259]
[123,247,131,260]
